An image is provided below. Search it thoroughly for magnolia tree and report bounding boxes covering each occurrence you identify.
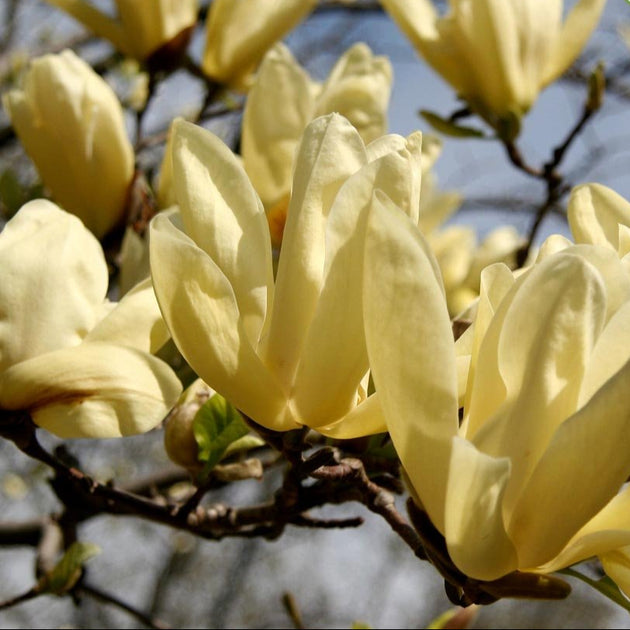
[1,0,630,627]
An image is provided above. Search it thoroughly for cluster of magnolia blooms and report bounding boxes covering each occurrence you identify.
[4,0,629,606]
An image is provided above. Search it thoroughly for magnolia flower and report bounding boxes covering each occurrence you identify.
[202,0,316,88]
[0,200,182,439]
[150,115,422,435]
[44,0,198,61]
[242,42,392,222]
[363,199,630,588]
[568,183,630,257]
[380,0,605,131]
[3,50,134,239]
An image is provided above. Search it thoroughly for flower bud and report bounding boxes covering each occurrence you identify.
[164,379,213,471]
[44,0,198,63]
[3,50,134,238]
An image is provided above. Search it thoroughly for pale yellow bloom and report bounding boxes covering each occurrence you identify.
[568,183,630,257]
[3,50,134,239]
[380,0,605,130]
[242,42,392,216]
[363,199,630,587]
[0,200,182,439]
[202,0,316,88]
[44,0,198,61]
[150,115,422,435]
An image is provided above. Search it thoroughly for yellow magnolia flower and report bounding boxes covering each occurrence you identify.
[242,43,392,211]
[363,199,630,588]
[150,115,423,435]
[202,0,316,88]
[44,0,198,61]
[0,200,182,439]
[3,50,134,239]
[568,183,630,257]
[380,0,605,131]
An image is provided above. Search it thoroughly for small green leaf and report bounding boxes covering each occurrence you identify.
[427,606,478,629]
[420,110,485,139]
[37,542,101,595]
[223,434,265,458]
[193,394,250,473]
[351,622,372,629]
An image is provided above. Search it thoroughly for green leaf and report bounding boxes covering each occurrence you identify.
[223,434,265,459]
[420,110,485,139]
[37,542,101,595]
[193,394,250,474]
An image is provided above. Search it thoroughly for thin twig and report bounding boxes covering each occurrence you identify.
[80,582,171,629]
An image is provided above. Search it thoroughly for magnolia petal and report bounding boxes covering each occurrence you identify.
[363,192,458,532]
[601,548,630,600]
[171,119,273,348]
[242,43,317,209]
[0,200,107,371]
[445,437,518,581]
[202,0,316,87]
[473,254,606,515]
[543,0,606,86]
[3,51,134,238]
[85,278,169,354]
[317,393,387,439]
[119,226,151,295]
[508,358,630,569]
[541,486,630,572]
[315,43,393,145]
[568,183,630,250]
[461,262,515,437]
[150,214,293,430]
[535,233,572,261]
[0,342,181,438]
[579,300,630,408]
[293,149,420,426]
[263,114,366,389]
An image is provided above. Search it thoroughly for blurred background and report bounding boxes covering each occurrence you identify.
[1,0,630,627]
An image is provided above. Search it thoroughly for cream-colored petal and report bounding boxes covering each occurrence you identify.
[116,0,198,60]
[3,51,134,238]
[508,358,630,569]
[445,437,518,581]
[541,485,630,571]
[0,342,181,438]
[202,0,317,87]
[568,183,630,250]
[461,262,515,436]
[85,278,169,354]
[315,43,392,145]
[150,214,293,431]
[242,43,317,209]
[619,225,630,259]
[601,547,630,600]
[543,0,606,86]
[262,114,366,389]
[171,119,273,348]
[292,147,420,426]
[472,254,606,515]
[0,200,107,371]
[119,227,151,295]
[535,233,572,261]
[363,192,458,533]
[318,392,387,439]
[579,300,630,408]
